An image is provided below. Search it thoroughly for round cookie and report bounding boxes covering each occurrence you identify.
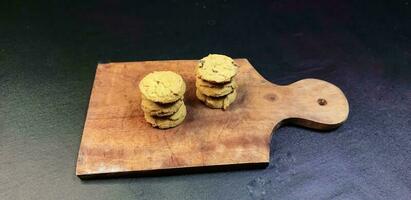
[144,104,187,129]
[196,77,237,97]
[139,71,186,103]
[141,96,183,117]
[196,54,238,83]
[196,89,237,110]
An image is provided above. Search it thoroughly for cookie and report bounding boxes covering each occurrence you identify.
[196,77,237,97]
[139,71,186,103]
[144,104,187,129]
[196,89,237,110]
[196,54,238,83]
[141,96,183,117]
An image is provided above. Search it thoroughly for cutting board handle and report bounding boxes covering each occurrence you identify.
[279,78,349,130]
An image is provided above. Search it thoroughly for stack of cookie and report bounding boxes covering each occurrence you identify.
[139,71,187,129]
[195,54,238,110]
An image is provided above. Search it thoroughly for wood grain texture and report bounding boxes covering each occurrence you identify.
[76,59,349,178]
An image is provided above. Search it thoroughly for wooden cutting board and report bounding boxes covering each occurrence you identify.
[76,59,349,179]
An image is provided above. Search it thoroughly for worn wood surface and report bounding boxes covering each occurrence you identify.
[76,59,349,178]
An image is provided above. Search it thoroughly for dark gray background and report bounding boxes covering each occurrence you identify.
[1,0,410,199]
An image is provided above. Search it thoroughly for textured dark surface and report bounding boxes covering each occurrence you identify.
[1,0,410,199]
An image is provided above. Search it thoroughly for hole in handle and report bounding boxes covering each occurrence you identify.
[317,98,327,106]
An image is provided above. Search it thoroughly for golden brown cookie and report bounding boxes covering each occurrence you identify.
[196,77,237,97]
[196,89,237,110]
[144,104,187,129]
[139,71,186,103]
[141,96,183,117]
[196,54,238,83]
